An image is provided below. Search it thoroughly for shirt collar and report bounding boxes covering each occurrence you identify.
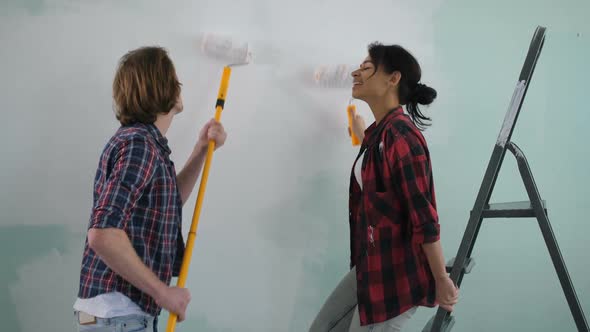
[143,123,172,155]
[363,106,404,145]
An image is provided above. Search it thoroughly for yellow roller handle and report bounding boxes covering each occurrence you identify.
[347,104,361,146]
[166,66,232,332]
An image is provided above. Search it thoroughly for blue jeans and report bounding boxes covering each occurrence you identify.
[74,311,156,332]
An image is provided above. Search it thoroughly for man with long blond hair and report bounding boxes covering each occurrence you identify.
[73,46,227,332]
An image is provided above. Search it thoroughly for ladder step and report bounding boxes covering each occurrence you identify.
[475,200,547,218]
[446,257,475,274]
[422,314,455,332]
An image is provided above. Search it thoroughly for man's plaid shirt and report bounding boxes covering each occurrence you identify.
[78,122,184,316]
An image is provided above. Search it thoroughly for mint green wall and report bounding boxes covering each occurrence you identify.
[0,0,587,331]
[403,1,590,331]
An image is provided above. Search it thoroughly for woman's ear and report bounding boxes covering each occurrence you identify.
[389,71,402,88]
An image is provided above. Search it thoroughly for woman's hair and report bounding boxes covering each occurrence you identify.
[368,43,437,130]
[113,46,182,125]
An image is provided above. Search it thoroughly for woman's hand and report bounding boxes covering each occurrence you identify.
[435,275,459,312]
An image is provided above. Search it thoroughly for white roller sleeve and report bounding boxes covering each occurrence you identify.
[200,33,252,65]
[313,64,354,88]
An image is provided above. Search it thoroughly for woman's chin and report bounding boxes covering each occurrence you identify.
[352,92,365,102]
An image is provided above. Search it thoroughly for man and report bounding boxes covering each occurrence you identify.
[74,46,227,332]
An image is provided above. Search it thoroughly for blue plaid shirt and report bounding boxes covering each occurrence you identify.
[78,122,184,316]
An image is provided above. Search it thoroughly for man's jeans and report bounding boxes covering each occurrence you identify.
[74,311,156,332]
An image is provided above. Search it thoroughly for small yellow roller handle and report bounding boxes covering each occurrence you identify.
[166,66,232,332]
[347,104,361,146]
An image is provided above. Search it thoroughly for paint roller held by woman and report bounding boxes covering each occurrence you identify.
[310,43,459,332]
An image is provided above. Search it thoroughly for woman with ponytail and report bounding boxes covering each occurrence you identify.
[310,43,458,332]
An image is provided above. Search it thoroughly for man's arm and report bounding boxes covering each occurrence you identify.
[176,144,207,205]
[176,119,227,205]
[88,228,190,320]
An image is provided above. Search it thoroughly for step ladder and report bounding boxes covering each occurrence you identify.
[423,26,589,332]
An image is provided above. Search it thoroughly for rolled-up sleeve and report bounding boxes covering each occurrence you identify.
[91,135,157,230]
[385,130,440,246]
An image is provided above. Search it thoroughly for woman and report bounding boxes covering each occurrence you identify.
[310,43,458,332]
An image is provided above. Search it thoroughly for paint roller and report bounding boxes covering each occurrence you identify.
[314,64,361,146]
[313,64,354,88]
[200,32,253,65]
[165,33,251,332]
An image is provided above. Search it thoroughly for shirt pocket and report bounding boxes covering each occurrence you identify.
[365,190,404,227]
[364,190,410,246]
[363,213,403,284]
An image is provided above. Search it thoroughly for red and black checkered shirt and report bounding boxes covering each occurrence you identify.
[349,107,440,325]
[78,123,184,316]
